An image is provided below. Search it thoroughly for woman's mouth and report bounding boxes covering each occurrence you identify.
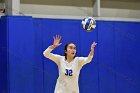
[71,53,75,55]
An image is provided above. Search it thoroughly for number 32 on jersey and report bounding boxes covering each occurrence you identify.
[65,69,73,76]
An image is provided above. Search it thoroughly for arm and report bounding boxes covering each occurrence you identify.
[43,35,62,65]
[78,42,97,67]
[88,41,97,57]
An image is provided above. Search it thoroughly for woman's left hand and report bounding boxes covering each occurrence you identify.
[91,42,97,50]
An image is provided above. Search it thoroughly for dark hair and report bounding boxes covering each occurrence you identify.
[64,43,76,60]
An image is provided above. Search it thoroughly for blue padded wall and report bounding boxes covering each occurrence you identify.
[98,21,116,93]
[0,16,140,93]
[0,17,8,93]
[1,16,36,93]
[114,22,140,93]
[97,21,140,93]
[8,16,35,93]
[33,19,44,93]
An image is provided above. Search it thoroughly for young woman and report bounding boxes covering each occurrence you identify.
[43,35,97,93]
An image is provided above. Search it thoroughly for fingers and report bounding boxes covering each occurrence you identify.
[91,42,97,49]
[92,42,97,46]
[54,35,62,40]
[56,35,61,39]
[58,35,62,40]
[93,42,97,45]
[53,35,62,46]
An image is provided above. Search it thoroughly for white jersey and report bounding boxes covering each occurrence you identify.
[43,47,93,93]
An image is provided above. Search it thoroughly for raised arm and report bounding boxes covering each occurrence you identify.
[78,42,97,68]
[43,35,62,64]
[88,42,97,57]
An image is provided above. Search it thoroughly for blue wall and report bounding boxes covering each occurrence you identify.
[0,17,8,93]
[0,16,140,93]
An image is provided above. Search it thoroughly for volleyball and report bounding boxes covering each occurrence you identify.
[82,17,96,32]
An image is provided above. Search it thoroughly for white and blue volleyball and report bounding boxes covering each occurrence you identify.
[82,17,96,32]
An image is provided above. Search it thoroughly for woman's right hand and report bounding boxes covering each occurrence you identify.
[49,35,62,49]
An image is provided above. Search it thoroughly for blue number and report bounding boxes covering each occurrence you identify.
[69,70,72,76]
[65,69,69,76]
[65,69,73,76]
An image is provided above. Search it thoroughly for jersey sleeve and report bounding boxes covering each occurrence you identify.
[78,55,93,68]
[43,47,62,65]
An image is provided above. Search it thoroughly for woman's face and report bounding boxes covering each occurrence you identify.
[65,43,76,58]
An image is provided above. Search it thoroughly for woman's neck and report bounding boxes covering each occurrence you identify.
[66,56,73,63]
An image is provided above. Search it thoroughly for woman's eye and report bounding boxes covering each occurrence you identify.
[68,46,76,50]
[69,47,72,49]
